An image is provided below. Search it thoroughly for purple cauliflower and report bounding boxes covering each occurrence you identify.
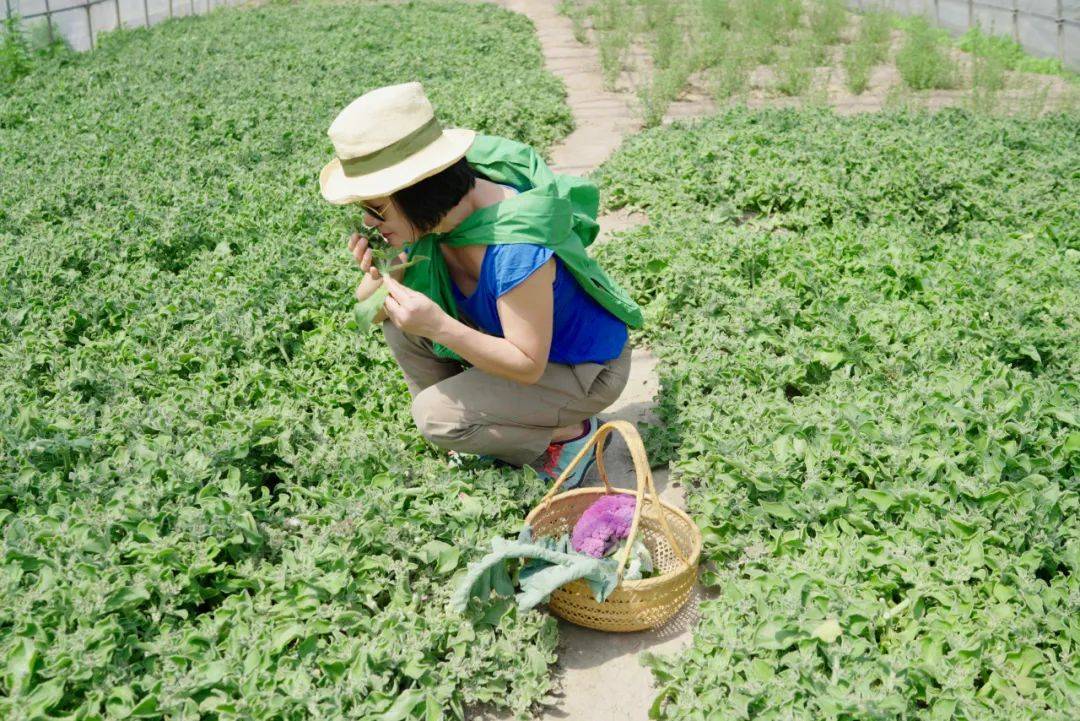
[571,494,637,558]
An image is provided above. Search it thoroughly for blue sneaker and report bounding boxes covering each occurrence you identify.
[538,417,608,490]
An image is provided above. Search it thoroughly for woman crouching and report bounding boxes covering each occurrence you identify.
[319,82,642,487]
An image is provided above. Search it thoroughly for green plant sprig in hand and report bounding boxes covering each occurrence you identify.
[351,221,428,332]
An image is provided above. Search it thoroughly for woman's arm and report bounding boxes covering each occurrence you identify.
[381,259,555,385]
[436,258,554,384]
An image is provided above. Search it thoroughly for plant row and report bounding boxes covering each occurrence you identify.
[0,2,573,719]
[593,106,1080,719]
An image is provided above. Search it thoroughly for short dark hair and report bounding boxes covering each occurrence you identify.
[391,157,478,236]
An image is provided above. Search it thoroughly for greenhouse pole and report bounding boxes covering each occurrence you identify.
[1057,1,1065,63]
[43,0,54,44]
[86,2,94,48]
[143,0,149,27]
[1011,0,1019,43]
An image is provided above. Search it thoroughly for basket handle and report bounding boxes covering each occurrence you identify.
[536,420,691,583]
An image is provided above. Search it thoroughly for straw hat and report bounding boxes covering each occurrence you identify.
[319,82,476,205]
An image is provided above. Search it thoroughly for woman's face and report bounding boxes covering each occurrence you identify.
[361,197,415,248]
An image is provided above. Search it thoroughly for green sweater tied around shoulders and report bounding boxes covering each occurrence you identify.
[402,134,643,361]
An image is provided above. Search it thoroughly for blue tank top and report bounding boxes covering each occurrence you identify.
[448,180,627,364]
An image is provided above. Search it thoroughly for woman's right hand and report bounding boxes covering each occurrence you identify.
[348,231,409,282]
[348,232,380,281]
[349,233,386,327]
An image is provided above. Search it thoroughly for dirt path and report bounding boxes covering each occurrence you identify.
[488,0,642,175]
[468,2,711,720]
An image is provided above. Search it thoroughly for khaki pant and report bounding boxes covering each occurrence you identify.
[382,321,632,466]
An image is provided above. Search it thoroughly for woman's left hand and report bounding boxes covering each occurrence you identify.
[382,276,449,339]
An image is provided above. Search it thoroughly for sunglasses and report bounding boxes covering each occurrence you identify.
[360,201,388,223]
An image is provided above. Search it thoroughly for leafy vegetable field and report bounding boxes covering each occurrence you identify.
[4,0,1079,718]
[0,2,572,719]
[593,107,1079,719]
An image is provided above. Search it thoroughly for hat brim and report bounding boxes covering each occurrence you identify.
[319,128,477,205]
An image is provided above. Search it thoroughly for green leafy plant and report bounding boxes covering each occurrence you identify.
[967,25,1007,92]
[842,12,890,96]
[743,0,803,45]
[0,17,33,88]
[709,39,755,100]
[807,0,845,46]
[645,0,681,70]
[775,35,817,96]
[0,2,572,719]
[597,24,630,90]
[558,0,590,44]
[0,15,72,90]
[588,0,621,32]
[568,1,1064,116]
[594,105,1080,721]
[957,26,1070,77]
[858,7,893,51]
[896,15,957,90]
[637,53,693,127]
[842,41,871,94]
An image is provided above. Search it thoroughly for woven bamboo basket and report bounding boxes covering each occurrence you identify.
[523,420,701,632]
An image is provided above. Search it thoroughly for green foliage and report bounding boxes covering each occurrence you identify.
[638,55,693,127]
[0,16,71,91]
[0,2,573,719]
[775,35,817,96]
[647,0,681,70]
[843,11,890,95]
[858,7,893,49]
[698,0,737,65]
[967,27,1008,93]
[588,0,622,32]
[558,0,590,43]
[842,41,873,94]
[807,0,846,46]
[597,23,630,90]
[1015,56,1072,77]
[573,1,1066,109]
[594,107,1080,719]
[745,0,804,44]
[892,12,950,39]
[957,27,1067,78]
[709,40,755,101]
[348,223,428,332]
[896,16,958,90]
[0,18,32,88]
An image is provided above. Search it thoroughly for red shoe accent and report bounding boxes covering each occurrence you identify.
[542,442,564,477]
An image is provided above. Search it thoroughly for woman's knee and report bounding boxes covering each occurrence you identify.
[410,386,473,447]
